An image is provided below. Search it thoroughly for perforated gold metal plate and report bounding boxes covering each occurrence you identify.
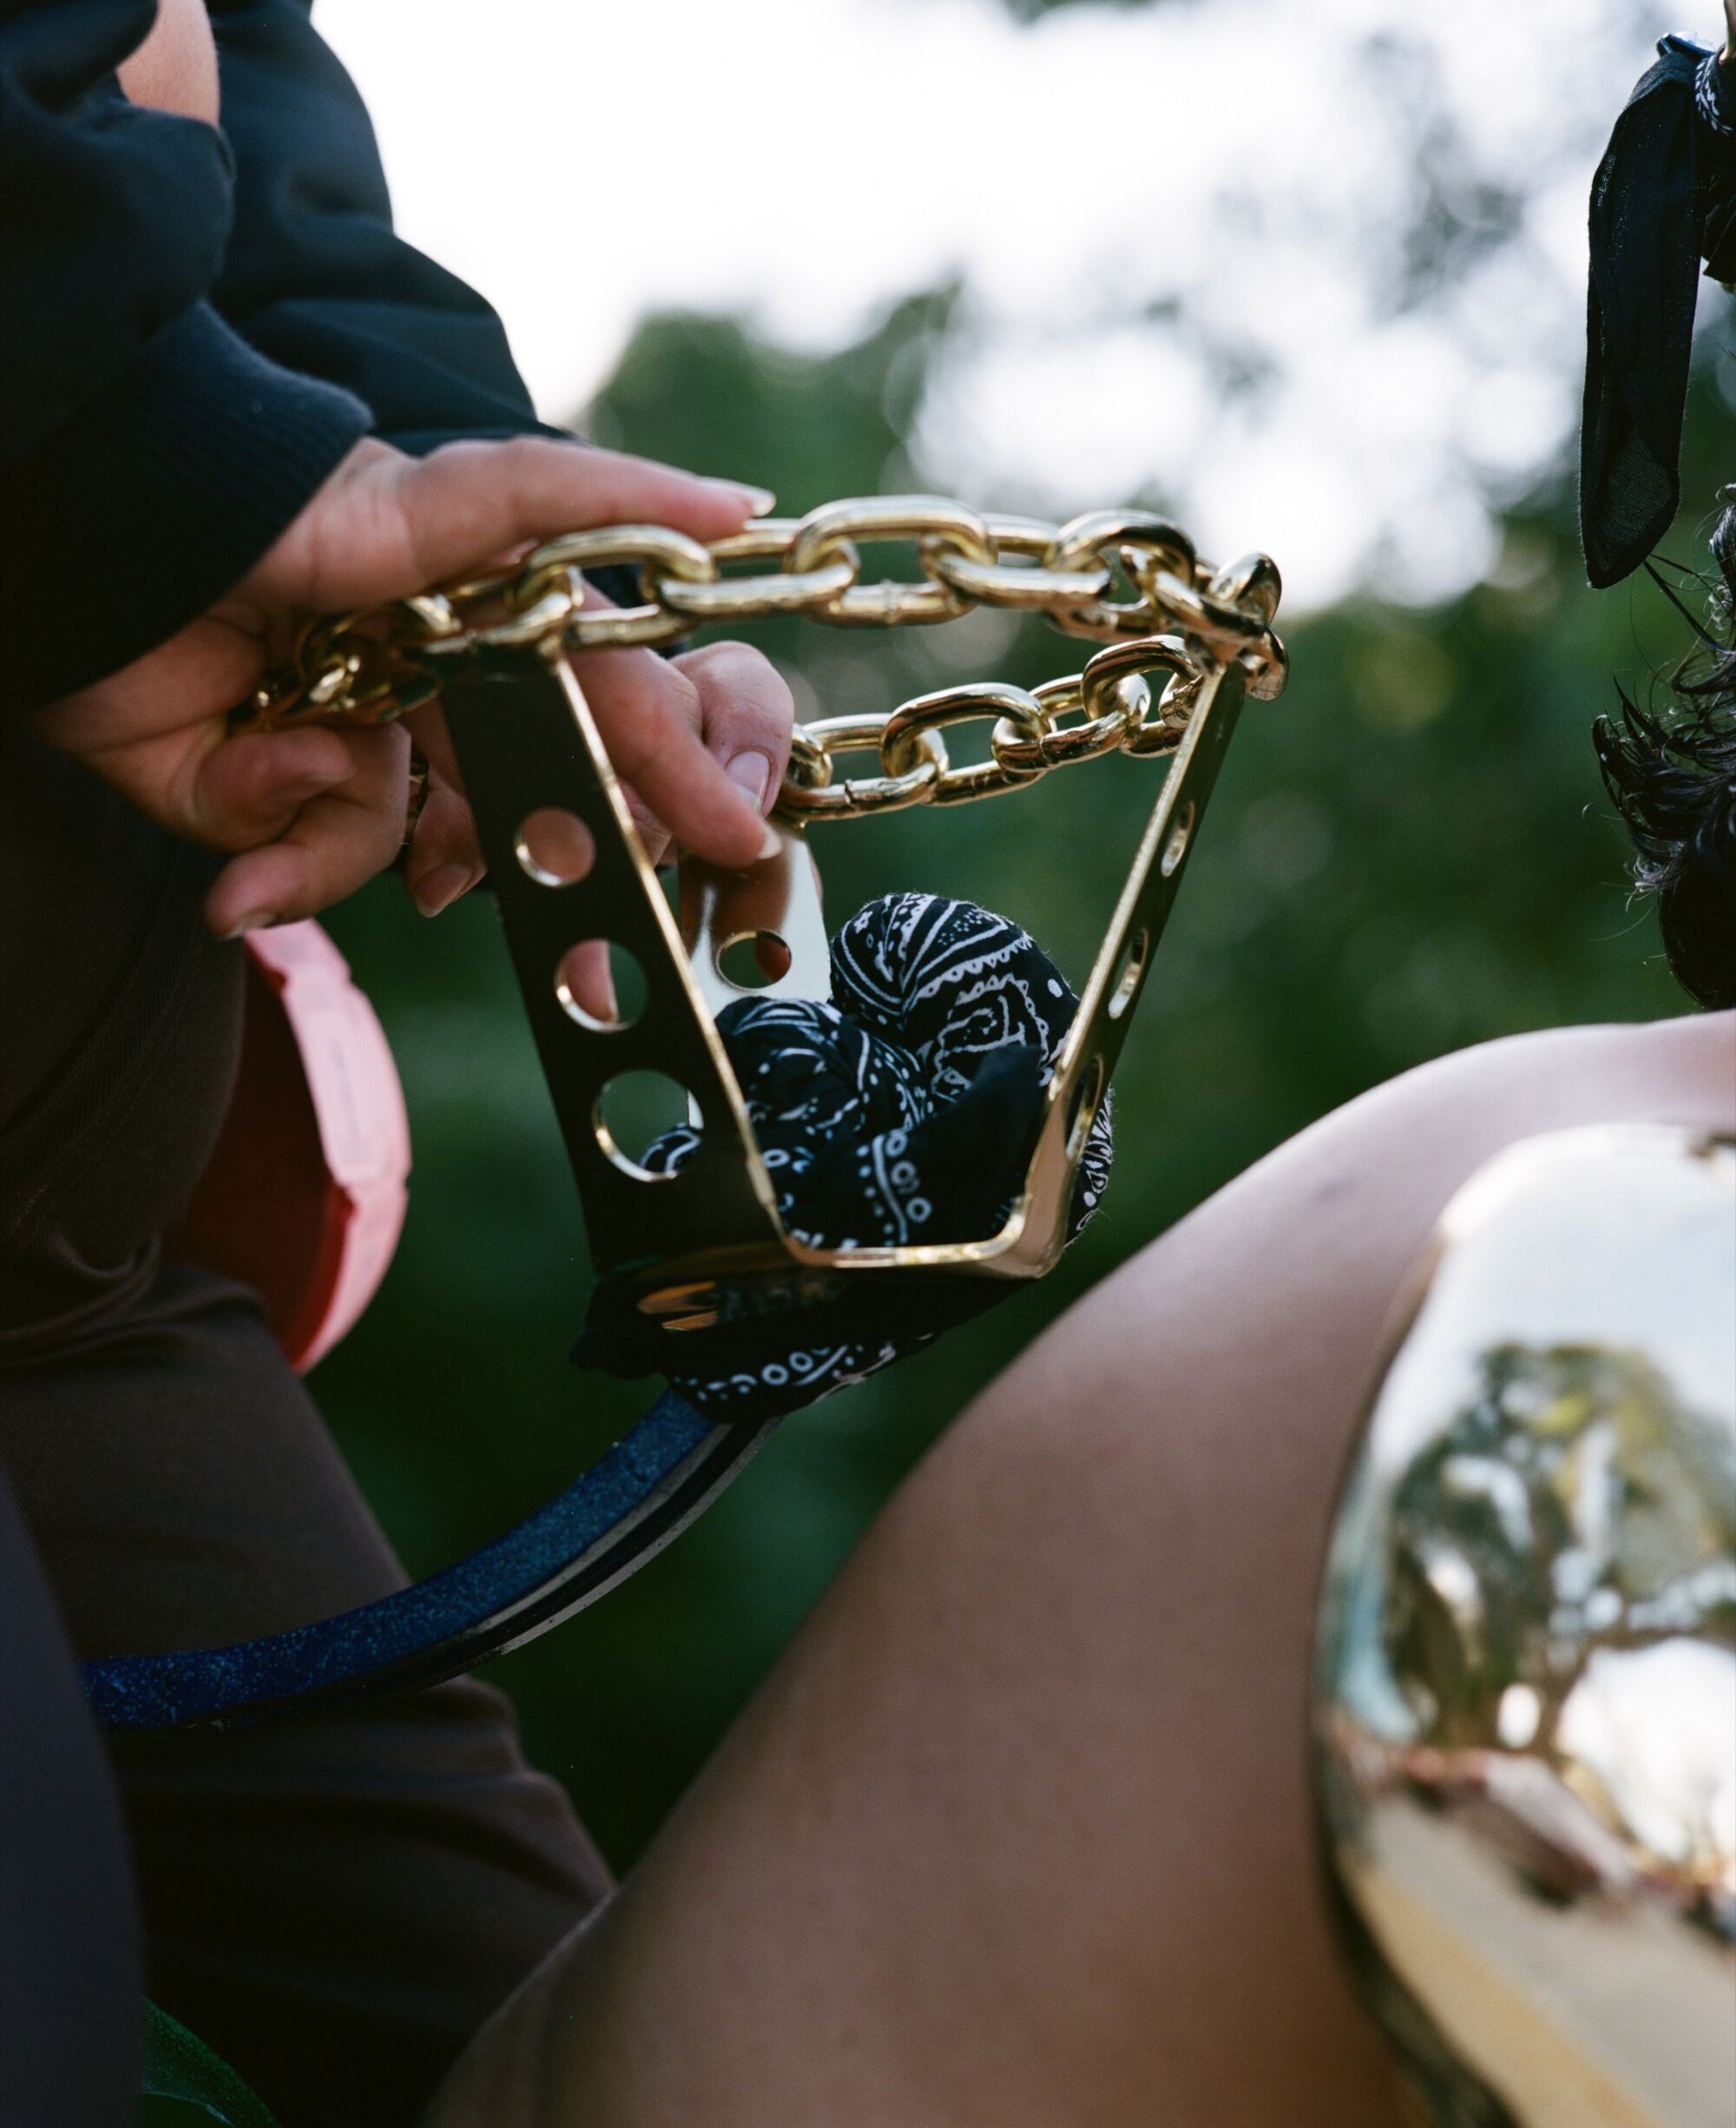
[442,648,1246,1329]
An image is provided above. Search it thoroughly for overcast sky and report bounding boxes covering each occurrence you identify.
[320,0,1694,610]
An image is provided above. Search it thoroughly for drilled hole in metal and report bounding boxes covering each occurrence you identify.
[715,929,792,992]
[556,941,647,1031]
[516,807,595,887]
[1160,800,1197,879]
[1065,1056,1106,1161]
[1107,929,1150,1022]
[594,1071,698,1181]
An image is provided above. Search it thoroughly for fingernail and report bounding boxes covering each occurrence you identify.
[222,912,275,939]
[279,761,356,800]
[413,864,472,918]
[715,481,777,517]
[726,749,773,812]
[756,820,783,861]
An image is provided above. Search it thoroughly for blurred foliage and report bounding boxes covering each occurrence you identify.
[314,289,1732,1870]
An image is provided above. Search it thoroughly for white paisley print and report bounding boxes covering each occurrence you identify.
[575,895,1114,1419]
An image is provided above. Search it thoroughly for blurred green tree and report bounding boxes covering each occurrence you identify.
[314,290,1732,1868]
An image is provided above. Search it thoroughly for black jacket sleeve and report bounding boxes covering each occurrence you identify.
[0,0,371,712]
[208,0,558,452]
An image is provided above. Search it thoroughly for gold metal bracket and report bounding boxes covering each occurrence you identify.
[441,644,1247,1334]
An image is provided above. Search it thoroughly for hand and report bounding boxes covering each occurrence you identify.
[36,438,793,937]
[117,0,220,125]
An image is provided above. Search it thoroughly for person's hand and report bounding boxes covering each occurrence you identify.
[35,438,793,938]
[117,0,220,125]
[1724,0,1734,66]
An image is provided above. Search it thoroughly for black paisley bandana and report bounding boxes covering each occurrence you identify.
[572,893,1114,1420]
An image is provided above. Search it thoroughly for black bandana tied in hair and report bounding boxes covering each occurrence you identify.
[1581,37,1736,589]
[573,893,1114,1420]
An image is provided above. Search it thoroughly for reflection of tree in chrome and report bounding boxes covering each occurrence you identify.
[1384,1342,1736,1760]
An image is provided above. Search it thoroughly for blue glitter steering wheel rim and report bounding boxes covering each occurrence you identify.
[83,1393,774,1731]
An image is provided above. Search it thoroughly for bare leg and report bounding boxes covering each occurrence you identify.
[427,1012,1736,2127]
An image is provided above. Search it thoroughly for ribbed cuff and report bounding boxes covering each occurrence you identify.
[2,303,371,713]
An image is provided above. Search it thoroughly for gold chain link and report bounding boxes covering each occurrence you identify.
[232,494,1286,820]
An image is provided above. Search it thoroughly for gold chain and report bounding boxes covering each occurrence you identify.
[233,495,1286,821]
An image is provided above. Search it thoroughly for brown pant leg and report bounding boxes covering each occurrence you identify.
[0,1261,610,2128]
[0,1464,141,2128]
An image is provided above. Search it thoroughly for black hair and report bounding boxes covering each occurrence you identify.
[1594,493,1736,1009]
